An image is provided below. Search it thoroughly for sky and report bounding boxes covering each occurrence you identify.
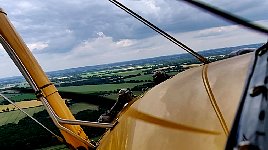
[0,0,267,78]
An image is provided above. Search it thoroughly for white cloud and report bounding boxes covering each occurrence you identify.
[132,0,161,16]
[194,26,238,38]
[27,41,49,52]
[179,22,268,51]
[116,39,135,47]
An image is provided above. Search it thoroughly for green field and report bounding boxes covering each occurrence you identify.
[58,83,147,94]
[37,144,68,150]
[0,93,36,103]
[0,94,19,103]
[81,71,107,78]
[11,93,36,101]
[103,93,118,100]
[81,69,148,78]
[110,70,143,76]
[0,106,45,126]
[124,74,153,81]
[168,71,179,76]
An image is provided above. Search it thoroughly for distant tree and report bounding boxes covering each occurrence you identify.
[152,71,170,85]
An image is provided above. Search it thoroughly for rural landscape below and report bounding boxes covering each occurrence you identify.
[0,43,262,149]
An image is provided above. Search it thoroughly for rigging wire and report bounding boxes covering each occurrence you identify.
[108,0,210,64]
[0,93,65,143]
[179,0,268,36]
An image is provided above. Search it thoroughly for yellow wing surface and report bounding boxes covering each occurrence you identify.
[97,53,252,150]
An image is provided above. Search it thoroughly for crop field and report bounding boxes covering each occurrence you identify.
[58,83,147,94]
[0,100,42,112]
[0,101,98,126]
[0,106,45,126]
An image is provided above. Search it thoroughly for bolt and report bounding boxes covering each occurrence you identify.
[258,48,267,56]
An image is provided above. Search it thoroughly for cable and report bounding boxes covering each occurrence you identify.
[108,0,210,64]
[179,0,268,36]
[0,93,65,143]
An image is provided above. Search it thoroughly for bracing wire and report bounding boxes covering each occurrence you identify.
[108,0,210,64]
[0,93,65,143]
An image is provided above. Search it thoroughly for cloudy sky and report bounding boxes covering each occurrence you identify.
[0,0,267,78]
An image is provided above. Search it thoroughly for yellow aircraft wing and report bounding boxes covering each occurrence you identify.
[97,53,252,150]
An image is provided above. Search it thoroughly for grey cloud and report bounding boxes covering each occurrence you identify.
[0,0,267,55]
[208,0,267,20]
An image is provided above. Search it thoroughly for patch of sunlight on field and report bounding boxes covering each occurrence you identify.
[81,71,107,78]
[69,102,98,114]
[109,70,143,76]
[104,93,118,100]
[0,100,42,112]
[104,91,143,100]
[0,106,45,126]
[81,68,150,78]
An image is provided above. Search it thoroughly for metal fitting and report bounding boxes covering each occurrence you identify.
[250,85,267,97]
[0,8,7,15]
[237,141,260,150]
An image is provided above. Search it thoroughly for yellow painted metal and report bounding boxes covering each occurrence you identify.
[0,9,89,149]
[97,53,253,150]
